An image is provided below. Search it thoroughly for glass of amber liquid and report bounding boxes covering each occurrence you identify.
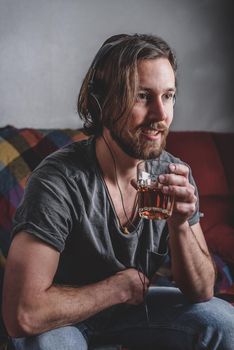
[137,160,175,220]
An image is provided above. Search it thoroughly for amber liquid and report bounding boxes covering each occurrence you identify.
[138,186,174,220]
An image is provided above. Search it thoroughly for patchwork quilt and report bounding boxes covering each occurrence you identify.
[0,125,85,258]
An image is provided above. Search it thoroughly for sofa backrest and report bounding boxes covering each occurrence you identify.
[166,132,234,233]
[166,132,234,196]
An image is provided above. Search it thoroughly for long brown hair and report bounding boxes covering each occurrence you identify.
[77,33,177,136]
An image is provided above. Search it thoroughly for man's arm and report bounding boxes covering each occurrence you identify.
[168,221,215,301]
[159,163,215,302]
[3,231,149,337]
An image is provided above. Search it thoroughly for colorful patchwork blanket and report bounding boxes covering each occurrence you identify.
[0,125,85,258]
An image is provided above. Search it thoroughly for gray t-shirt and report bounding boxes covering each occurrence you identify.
[12,137,200,285]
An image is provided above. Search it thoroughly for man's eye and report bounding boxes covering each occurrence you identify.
[163,93,176,104]
[164,93,173,100]
[136,92,151,102]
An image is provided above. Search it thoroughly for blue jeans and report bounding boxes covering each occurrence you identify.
[12,287,234,350]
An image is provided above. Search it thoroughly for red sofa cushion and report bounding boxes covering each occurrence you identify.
[205,224,234,264]
[166,131,234,265]
[166,132,229,196]
[213,133,234,194]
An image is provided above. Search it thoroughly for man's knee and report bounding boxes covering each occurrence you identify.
[190,297,234,348]
[192,297,234,329]
[12,326,88,350]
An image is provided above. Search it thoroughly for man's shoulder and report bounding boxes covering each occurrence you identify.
[35,137,96,178]
[159,150,185,165]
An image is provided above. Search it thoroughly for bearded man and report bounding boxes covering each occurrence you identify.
[3,33,234,350]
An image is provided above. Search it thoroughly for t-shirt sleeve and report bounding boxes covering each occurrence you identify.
[12,164,78,252]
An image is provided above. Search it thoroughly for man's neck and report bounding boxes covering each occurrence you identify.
[95,128,139,185]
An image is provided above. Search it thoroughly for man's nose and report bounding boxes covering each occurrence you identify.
[148,97,167,122]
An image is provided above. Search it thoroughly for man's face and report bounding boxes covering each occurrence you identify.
[109,58,176,159]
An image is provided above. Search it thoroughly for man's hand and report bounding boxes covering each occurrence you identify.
[113,268,149,305]
[159,163,197,226]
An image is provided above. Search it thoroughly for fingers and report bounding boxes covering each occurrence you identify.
[130,178,138,190]
[159,163,197,222]
[116,268,149,305]
[159,163,189,186]
[169,163,189,178]
[137,270,150,290]
[173,201,197,218]
[158,163,195,200]
[161,183,196,202]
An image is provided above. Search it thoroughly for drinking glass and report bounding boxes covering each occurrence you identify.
[137,160,175,220]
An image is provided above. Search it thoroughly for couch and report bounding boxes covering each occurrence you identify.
[0,125,234,348]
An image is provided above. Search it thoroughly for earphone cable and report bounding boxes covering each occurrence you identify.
[102,135,150,324]
[102,135,137,231]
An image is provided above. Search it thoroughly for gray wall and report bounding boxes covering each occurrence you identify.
[0,0,233,131]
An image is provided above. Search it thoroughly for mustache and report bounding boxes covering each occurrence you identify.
[138,122,168,132]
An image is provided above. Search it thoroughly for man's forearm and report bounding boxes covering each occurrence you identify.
[168,221,215,302]
[9,275,123,337]
[7,268,148,338]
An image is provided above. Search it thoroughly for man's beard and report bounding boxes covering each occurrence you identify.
[109,120,169,160]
